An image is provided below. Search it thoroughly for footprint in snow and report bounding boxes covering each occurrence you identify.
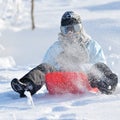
[72,99,95,106]
[52,106,69,112]
[59,113,76,120]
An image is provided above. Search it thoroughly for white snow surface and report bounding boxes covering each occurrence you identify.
[0,0,120,120]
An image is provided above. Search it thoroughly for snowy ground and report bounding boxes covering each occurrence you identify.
[0,0,120,120]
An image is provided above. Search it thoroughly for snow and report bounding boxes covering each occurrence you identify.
[0,0,120,119]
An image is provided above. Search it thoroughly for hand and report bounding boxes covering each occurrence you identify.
[88,62,118,95]
[89,73,118,94]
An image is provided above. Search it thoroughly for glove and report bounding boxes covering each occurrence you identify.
[88,62,118,95]
[89,73,118,94]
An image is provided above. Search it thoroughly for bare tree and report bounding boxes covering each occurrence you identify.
[31,0,35,30]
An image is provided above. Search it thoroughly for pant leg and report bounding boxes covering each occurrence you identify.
[19,63,57,94]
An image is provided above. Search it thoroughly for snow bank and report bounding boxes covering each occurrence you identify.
[0,56,15,69]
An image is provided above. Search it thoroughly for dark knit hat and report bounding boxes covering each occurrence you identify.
[61,11,81,26]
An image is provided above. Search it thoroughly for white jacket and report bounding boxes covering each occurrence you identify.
[42,39,106,71]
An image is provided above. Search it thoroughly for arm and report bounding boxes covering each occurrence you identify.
[87,40,106,64]
[42,41,62,70]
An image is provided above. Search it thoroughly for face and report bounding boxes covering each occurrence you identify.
[60,24,82,42]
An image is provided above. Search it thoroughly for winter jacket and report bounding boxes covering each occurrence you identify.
[42,39,106,70]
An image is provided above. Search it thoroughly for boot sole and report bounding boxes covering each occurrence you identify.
[11,78,26,95]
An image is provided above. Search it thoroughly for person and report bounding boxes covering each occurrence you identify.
[11,11,118,97]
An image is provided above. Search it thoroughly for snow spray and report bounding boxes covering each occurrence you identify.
[24,91,35,108]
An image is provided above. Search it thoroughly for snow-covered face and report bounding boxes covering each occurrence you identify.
[60,24,82,43]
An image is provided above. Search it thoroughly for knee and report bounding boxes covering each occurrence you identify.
[37,63,56,73]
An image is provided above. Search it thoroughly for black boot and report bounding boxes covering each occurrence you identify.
[11,78,36,97]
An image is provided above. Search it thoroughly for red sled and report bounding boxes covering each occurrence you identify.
[45,72,99,94]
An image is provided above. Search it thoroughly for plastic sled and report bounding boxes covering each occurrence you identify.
[45,72,99,94]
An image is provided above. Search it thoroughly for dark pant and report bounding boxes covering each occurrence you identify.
[19,63,57,94]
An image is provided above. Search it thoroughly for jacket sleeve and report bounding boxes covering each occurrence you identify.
[42,41,62,70]
[87,40,106,64]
